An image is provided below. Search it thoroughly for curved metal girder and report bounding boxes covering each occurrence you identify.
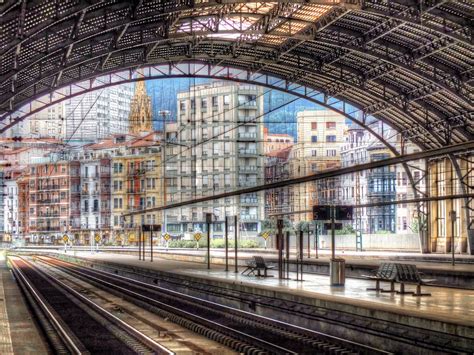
[3,44,465,149]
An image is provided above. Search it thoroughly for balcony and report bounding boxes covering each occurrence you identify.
[240,214,258,221]
[238,116,257,124]
[239,180,257,188]
[237,101,257,108]
[238,149,257,156]
[237,132,257,140]
[239,165,258,173]
[240,198,258,205]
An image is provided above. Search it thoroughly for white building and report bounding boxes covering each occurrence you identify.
[164,82,265,238]
[3,176,19,243]
[64,85,134,143]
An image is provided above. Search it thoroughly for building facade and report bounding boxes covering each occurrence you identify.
[164,82,265,237]
[64,85,133,143]
[290,110,347,222]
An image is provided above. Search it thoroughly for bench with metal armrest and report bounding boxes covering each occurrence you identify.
[241,256,275,277]
[362,262,397,293]
[395,264,436,297]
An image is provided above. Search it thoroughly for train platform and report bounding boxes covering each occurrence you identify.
[0,252,48,355]
[45,251,473,327]
[16,246,474,288]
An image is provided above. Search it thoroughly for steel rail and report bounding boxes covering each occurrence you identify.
[123,141,474,217]
[39,256,390,355]
[39,257,298,355]
[13,256,174,355]
[9,257,87,355]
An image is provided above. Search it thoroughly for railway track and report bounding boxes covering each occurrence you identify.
[9,256,173,355]
[35,255,390,355]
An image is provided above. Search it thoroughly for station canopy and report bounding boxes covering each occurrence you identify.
[0,0,472,149]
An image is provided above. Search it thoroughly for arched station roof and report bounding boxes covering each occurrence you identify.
[1,0,472,149]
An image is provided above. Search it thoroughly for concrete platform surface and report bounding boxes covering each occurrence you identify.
[54,251,474,328]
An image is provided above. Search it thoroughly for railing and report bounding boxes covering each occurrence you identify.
[239,165,258,172]
[240,198,258,204]
[238,132,257,139]
[238,116,257,123]
[238,149,257,155]
[239,181,257,187]
[240,214,258,221]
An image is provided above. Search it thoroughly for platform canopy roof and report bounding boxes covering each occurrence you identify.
[0,0,472,149]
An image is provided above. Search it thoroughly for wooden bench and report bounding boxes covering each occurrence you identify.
[395,264,436,297]
[363,263,397,292]
[241,256,274,277]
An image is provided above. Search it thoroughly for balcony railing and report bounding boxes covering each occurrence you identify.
[237,132,257,140]
[239,181,257,188]
[238,116,257,124]
[239,165,258,172]
[238,149,257,155]
[240,214,258,221]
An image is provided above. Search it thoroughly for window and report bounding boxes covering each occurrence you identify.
[326,135,336,142]
[311,136,318,143]
[311,150,317,157]
[212,96,218,107]
[179,101,185,113]
[201,98,207,109]
[326,122,336,129]
[223,95,230,105]
[326,149,337,157]
[311,122,317,130]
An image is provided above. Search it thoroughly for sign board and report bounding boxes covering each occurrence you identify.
[163,233,171,241]
[194,232,202,241]
[128,233,135,242]
[260,231,270,240]
[313,205,331,220]
[205,213,213,224]
[62,234,69,243]
[94,234,101,243]
[335,206,353,220]
[324,222,343,230]
[142,224,161,232]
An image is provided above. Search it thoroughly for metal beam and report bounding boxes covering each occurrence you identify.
[122,141,474,216]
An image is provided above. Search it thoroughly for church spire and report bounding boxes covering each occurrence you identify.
[129,73,153,134]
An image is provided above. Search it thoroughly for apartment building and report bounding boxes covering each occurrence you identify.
[164,82,265,237]
[3,169,22,243]
[264,147,292,217]
[27,160,81,244]
[77,157,112,244]
[263,127,294,154]
[290,110,347,222]
[340,125,398,233]
[64,84,133,143]
[105,133,164,244]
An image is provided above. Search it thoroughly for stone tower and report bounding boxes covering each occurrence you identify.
[129,78,153,134]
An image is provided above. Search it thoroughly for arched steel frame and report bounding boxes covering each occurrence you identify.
[0,0,472,252]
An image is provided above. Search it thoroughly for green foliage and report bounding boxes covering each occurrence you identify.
[167,238,261,248]
[335,225,356,235]
[260,218,294,235]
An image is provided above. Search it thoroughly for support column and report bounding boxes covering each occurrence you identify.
[429,161,439,252]
[445,158,454,254]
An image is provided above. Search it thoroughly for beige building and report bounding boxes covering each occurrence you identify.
[263,127,294,154]
[164,82,265,238]
[290,110,347,222]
